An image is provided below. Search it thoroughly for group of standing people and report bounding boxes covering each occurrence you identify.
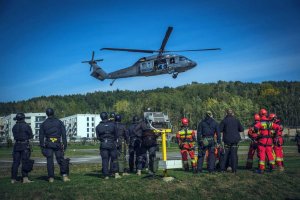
[176,109,244,174]
[11,108,70,183]
[9,107,289,184]
[96,112,160,179]
[246,109,284,173]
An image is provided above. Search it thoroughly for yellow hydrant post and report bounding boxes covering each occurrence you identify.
[162,129,167,161]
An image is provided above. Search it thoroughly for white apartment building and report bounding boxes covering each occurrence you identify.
[0,113,47,140]
[60,114,101,139]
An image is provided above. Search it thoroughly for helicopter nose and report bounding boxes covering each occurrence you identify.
[189,61,197,68]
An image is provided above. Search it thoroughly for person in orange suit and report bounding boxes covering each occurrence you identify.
[254,109,280,174]
[176,118,197,173]
[269,113,284,171]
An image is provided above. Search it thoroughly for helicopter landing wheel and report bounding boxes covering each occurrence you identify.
[172,73,178,79]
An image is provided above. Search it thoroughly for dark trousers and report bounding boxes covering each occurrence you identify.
[221,143,238,172]
[11,143,31,179]
[100,148,118,176]
[129,145,141,172]
[137,145,156,172]
[197,145,215,172]
[44,147,66,177]
[117,142,128,173]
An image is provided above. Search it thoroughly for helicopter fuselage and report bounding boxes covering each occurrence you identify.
[107,54,197,79]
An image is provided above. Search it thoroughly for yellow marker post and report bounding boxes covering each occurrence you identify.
[155,128,171,177]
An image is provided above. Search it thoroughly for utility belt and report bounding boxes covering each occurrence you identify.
[15,140,29,144]
[259,135,272,139]
[46,137,61,143]
[200,136,214,146]
[224,143,239,148]
[258,142,272,147]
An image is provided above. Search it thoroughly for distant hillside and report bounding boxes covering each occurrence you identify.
[1,81,299,130]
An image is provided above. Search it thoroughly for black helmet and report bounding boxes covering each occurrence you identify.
[115,114,122,122]
[110,112,116,118]
[132,115,139,122]
[46,108,54,117]
[13,113,25,121]
[100,112,108,120]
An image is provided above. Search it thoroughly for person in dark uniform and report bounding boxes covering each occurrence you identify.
[11,113,34,184]
[39,108,70,182]
[197,111,220,173]
[295,132,300,153]
[135,119,159,176]
[128,116,142,173]
[96,112,119,179]
[220,109,244,173]
[109,112,116,122]
[115,114,130,176]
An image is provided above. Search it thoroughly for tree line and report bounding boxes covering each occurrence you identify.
[1,81,299,131]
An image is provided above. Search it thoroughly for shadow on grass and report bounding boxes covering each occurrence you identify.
[84,173,100,178]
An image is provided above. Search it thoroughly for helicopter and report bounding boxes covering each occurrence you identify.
[82,27,220,86]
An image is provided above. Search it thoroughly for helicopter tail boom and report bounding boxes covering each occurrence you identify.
[90,65,108,81]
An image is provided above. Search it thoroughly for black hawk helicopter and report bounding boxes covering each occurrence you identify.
[82,27,220,86]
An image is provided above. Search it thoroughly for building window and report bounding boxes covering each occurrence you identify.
[92,133,95,138]
[87,123,89,127]
[35,129,39,134]
[87,128,89,132]
[35,123,40,128]
[87,117,89,121]
[36,116,46,122]
[87,133,89,138]
[92,117,94,121]
[92,128,94,132]
[92,123,94,127]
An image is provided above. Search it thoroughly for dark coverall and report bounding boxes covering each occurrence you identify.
[11,120,34,180]
[128,122,142,172]
[220,115,244,173]
[296,132,300,154]
[39,116,69,178]
[197,117,220,173]
[135,122,159,173]
[96,119,118,176]
[115,122,129,173]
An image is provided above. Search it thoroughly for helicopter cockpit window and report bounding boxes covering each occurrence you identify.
[179,57,186,61]
[170,57,175,64]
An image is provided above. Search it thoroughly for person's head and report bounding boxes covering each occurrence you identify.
[115,114,122,122]
[110,112,116,119]
[46,108,54,117]
[226,108,234,116]
[259,108,268,117]
[181,118,189,127]
[269,113,277,121]
[132,115,139,123]
[206,111,213,118]
[100,112,108,120]
[254,114,260,122]
[13,113,25,121]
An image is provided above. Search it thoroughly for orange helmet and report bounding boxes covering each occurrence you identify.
[181,118,189,126]
[259,109,268,116]
[269,113,277,120]
[254,114,260,121]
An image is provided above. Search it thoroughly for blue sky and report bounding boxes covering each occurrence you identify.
[0,0,299,102]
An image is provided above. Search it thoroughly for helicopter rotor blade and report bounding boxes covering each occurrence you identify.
[101,48,156,53]
[164,48,221,52]
[92,51,95,61]
[159,26,173,54]
[94,59,104,62]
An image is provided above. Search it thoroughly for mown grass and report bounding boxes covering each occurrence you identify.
[0,155,299,200]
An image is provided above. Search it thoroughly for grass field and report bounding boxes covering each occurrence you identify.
[0,144,299,200]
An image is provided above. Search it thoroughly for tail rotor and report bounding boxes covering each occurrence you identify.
[82,51,104,71]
